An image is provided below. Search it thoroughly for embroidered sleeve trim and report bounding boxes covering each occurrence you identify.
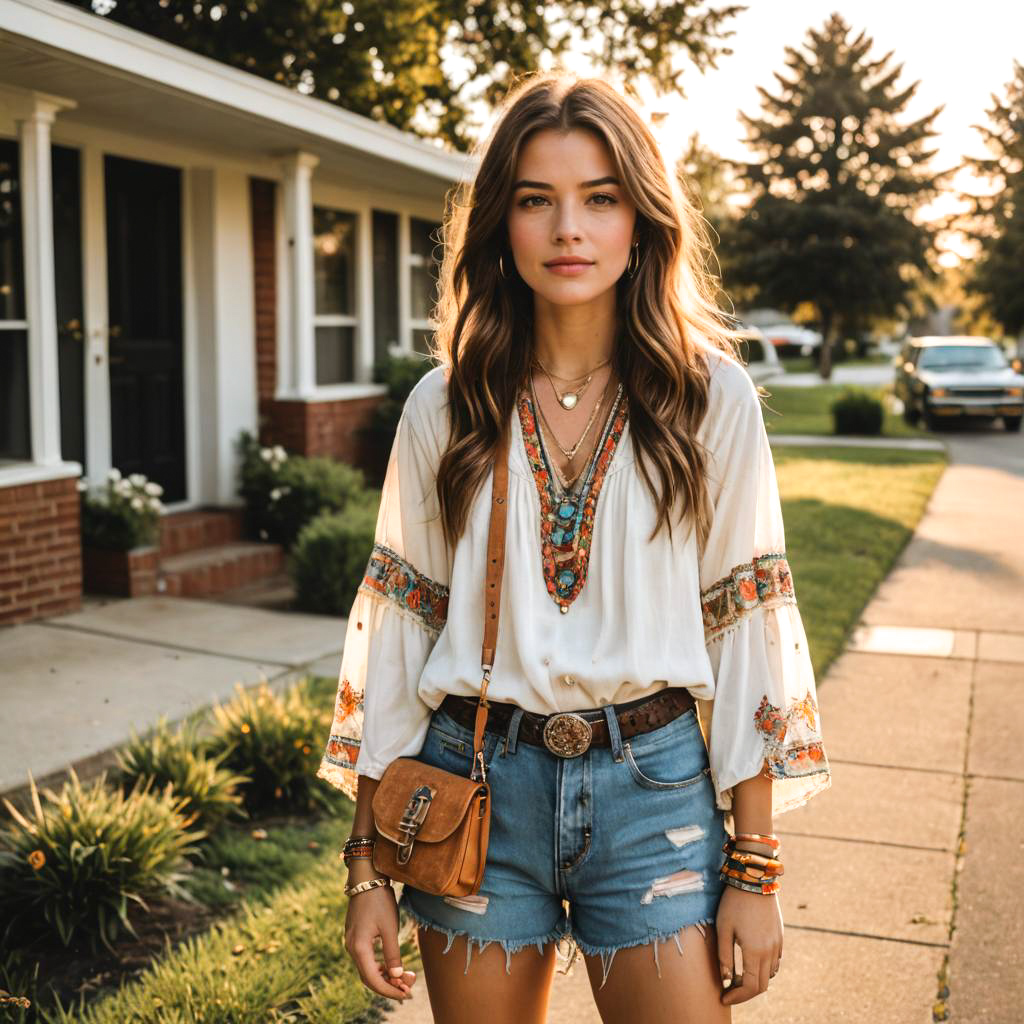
[316,675,364,801]
[358,542,449,637]
[753,691,830,781]
[700,551,796,643]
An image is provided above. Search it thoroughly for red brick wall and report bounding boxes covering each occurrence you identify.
[0,477,82,626]
[250,177,277,405]
[259,395,386,470]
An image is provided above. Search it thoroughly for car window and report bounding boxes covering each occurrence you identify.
[917,346,1008,371]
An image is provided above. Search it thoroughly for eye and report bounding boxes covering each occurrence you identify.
[588,193,617,205]
[517,195,549,208]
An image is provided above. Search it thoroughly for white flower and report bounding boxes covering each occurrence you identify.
[129,473,147,488]
[148,497,162,511]
[259,529,269,540]
[131,497,144,511]
[107,467,122,482]
[270,488,282,501]
[76,479,89,493]
[272,445,287,461]
[116,480,132,497]
[260,448,273,462]
[144,482,160,496]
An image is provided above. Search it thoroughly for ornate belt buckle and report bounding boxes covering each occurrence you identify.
[542,712,593,757]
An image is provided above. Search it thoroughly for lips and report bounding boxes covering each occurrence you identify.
[544,257,594,267]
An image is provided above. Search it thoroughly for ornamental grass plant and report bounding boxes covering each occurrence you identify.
[203,680,339,816]
[0,770,203,954]
[115,718,249,836]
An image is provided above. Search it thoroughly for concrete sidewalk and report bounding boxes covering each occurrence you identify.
[386,422,1024,1024]
[0,595,345,800]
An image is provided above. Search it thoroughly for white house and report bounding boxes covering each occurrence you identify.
[0,0,471,625]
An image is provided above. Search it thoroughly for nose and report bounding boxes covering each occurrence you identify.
[551,202,583,245]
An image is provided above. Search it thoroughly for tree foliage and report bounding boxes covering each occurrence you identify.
[961,60,1024,338]
[720,13,945,375]
[74,0,744,151]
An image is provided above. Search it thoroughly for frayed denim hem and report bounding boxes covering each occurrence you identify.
[571,915,716,990]
[398,888,573,976]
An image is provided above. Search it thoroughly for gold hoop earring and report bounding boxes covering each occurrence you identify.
[626,241,640,278]
[499,253,510,279]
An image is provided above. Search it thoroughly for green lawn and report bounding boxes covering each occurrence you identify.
[760,383,930,439]
[779,352,894,374]
[775,444,947,681]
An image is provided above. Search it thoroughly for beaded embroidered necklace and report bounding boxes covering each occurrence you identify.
[518,379,628,613]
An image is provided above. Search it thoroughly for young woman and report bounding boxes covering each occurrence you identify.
[317,71,831,1023]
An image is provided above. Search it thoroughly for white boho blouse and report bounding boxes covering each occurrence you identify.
[316,342,831,818]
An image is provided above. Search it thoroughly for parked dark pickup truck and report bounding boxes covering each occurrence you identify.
[894,336,1024,432]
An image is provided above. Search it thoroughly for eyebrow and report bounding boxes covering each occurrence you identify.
[512,176,621,190]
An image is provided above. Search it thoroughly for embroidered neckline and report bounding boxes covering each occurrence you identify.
[518,385,628,612]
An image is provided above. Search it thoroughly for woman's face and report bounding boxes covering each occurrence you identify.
[506,128,637,307]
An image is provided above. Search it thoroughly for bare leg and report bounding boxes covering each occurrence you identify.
[416,924,558,1024]
[583,921,730,1024]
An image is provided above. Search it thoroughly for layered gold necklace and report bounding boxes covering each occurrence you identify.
[533,355,611,410]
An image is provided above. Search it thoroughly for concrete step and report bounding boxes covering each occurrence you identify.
[159,507,246,557]
[159,541,284,598]
[211,567,297,611]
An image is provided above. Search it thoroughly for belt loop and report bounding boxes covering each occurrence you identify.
[602,704,625,763]
[503,707,525,756]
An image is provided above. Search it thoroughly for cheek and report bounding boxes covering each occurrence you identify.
[507,212,543,256]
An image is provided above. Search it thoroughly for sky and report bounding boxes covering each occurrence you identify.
[631,1,1024,264]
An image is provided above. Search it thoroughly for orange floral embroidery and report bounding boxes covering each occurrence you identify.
[359,543,448,635]
[701,553,795,643]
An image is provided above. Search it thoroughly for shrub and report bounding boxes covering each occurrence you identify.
[203,680,338,816]
[831,388,884,435]
[115,717,248,836]
[236,432,367,550]
[0,770,202,954]
[79,469,164,550]
[290,497,379,615]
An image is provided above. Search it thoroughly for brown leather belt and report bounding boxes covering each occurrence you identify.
[439,687,696,758]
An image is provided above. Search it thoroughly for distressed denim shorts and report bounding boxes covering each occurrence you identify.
[397,691,728,987]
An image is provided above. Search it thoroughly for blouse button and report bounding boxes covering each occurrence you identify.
[561,674,576,686]
[542,656,550,665]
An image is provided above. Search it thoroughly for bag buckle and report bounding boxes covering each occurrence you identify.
[542,712,593,757]
[396,785,433,865]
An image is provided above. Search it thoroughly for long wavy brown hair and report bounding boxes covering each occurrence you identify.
[430,70,742,555]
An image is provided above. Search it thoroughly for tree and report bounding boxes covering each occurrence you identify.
[961,61,1024,342]
[720,13,945,377]
[73,0,744,152]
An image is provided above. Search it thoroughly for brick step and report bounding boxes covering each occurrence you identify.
[159,541,285,598]
[159,507,246,558]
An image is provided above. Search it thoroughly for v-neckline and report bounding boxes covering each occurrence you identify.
[517,384,629,614]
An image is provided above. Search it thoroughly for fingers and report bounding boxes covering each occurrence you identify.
[380,920,415,998]
[716,924,736,991]
[722,960,761,1005]
[349,936,409,1001]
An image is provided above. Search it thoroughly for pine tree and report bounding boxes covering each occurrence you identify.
[721,13,944,377]
[962,61,1024,342]
[71,0,744,152]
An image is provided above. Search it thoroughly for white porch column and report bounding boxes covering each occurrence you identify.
[279,150,319,396]
[15,93,75,466]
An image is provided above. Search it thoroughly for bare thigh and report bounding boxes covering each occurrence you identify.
[584,922,730,1024]
[416,924,558,1024]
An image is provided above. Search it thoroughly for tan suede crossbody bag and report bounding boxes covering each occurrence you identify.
[369,431,510,897]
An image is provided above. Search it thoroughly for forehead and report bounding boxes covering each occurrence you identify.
[515,127,617,179]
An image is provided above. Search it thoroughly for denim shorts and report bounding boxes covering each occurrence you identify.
[397,691,728,988]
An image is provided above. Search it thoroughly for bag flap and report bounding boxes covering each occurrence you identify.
[372,757,487,844]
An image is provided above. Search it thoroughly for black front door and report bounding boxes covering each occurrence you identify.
[105,154,186,501]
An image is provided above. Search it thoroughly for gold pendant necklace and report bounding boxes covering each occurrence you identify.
[530,373,608,464]
[534,356,610,410]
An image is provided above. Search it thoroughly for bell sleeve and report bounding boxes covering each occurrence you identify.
[696,355,831,818]
[315,372,451,801]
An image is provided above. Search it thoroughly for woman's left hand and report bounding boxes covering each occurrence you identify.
[715,884,784,1005]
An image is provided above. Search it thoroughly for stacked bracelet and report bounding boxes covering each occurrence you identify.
[719,833,783,895]
[341,835,376,866]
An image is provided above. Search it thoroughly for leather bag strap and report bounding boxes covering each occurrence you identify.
[471,429,510,779]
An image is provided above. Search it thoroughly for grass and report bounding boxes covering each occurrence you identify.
[759,383,930,439]
[774,444,948,680]
[779,352,894,374]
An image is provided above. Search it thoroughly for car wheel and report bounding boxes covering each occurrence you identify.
[1005,415,1022,433]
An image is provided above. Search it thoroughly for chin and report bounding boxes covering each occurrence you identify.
[526,277,618,308]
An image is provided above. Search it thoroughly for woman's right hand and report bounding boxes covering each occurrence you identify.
[344,861,418,1002]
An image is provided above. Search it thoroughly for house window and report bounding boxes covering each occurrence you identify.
[372,209,399,368]
[313,205,357,385]
[0,138,30,461]
[409,216,441,355]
